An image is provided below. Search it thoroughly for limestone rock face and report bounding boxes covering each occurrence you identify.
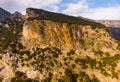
[22,19,85,52]
[25,8,40,19]
[22,8,111,53]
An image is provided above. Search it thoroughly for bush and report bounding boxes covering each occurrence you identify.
[91,76,100,82]
[44,77,51,82]
[11,71,39,82]
[94,50,103,55]
[67,50,75,56]
[53,53,59,58]
[58,79,64,82]
[65,68,77,82]
[79,71,91,82]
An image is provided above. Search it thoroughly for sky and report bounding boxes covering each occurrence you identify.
[0,0,120,20]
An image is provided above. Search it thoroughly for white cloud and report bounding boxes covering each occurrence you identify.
[51,6,59,12]
[63,0,88,14]
[18,0,61,7]
[80,6,120,20]
[0,0,120,20]
[0,0,62,14]
[62,0,120,20]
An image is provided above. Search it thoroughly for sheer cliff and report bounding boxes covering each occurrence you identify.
[22,8,108,53]
[0,8,120,82]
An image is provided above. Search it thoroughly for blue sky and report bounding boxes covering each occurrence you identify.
[0,0,120,20]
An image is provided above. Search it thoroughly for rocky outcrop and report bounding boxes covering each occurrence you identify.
[10,11,24,21]
[0,53,16,82]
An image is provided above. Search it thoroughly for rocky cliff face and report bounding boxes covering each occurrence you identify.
[22,19,114,53]
[23,20,84,52]
[22,8,108,53]
[1,8,120,82]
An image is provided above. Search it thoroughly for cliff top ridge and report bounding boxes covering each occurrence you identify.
[25,8,106,29]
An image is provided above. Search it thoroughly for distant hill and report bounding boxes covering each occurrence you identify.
[96,20,120,27]
[0,7,11,21]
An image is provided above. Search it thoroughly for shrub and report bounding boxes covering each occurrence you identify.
[44,77,51,82]
[53,53,59,58]
[79,71,91,82]
[65,68,77,82]
[91,76,100,82]
[72,64,76,69]
[11,71,39,82]
[58,79,64,82]
[94,50,103,55]
[67,50,75,56]
[50,61,54,66]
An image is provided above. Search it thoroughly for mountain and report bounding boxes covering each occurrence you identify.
[0,8,120,82]
[96,20,120,27]
[0,7,11,21]
[0,11,24,28]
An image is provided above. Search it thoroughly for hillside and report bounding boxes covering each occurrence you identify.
[0,8,120,82]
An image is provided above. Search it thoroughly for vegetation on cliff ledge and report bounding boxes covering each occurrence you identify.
[27,8,107,30]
